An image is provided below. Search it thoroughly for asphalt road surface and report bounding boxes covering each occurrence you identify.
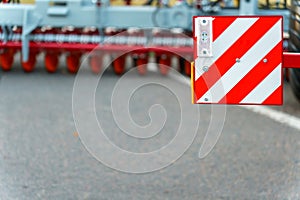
[0,56,299,199]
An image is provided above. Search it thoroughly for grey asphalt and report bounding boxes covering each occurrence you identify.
[0,57,299,200]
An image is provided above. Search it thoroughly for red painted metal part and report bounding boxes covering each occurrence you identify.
[136,56,148,75]
[2,42,300,70]
[184,60,191,76]
[283,52,300,69]
[21,52,38,72]
[113,55,126,75]
[66,53,81,73]
[0,42,193,55]
[45,52,59,73]
[0,49,15,71]
[90,53,103,74]
[158,54,171,76]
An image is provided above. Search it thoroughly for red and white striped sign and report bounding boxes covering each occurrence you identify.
[192,16,283,105]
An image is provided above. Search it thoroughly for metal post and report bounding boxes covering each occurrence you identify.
[239,0,257,15]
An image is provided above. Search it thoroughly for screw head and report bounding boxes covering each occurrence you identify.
[263,58,268,63]
[204,98,209,101]
[202,66,209,72]
[236,58,240,63]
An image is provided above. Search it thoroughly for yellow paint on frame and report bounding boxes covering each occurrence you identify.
[191,61,195,104]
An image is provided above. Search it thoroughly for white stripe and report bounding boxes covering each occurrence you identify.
[195,17,259,80]
[198,19,282,103]
[240,64,281,103]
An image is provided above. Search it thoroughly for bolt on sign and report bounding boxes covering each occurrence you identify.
[191,16,283,105]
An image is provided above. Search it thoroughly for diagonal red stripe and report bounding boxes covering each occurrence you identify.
[262,86,282,105]
[194,17,281,101]
[218,42,282,104]
[212,17,236,42]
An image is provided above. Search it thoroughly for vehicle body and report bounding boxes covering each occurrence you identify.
[0,0,291,74]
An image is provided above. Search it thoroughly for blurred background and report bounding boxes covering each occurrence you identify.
[0,0,299,199]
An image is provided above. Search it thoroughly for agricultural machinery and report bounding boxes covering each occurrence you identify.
[0,0,300,101]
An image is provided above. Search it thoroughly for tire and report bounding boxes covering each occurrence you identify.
[289,68,300,101]
[288,0,300,102]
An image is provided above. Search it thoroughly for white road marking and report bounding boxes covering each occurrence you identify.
[145,62,300,132]
[174,74,300,131]
[242,105,300,131]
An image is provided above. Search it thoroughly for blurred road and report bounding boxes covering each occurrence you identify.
[0,57,299,200]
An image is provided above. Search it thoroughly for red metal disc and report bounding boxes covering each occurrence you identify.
[0,50,15,71]
[45,52,59,73]
[113,56,125,75]
[90,54,103,74]
[66,53,80,74]
[184,60,191,76]
[21,52,37,72]
[158,54,171,76]
[136,57,147,75]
